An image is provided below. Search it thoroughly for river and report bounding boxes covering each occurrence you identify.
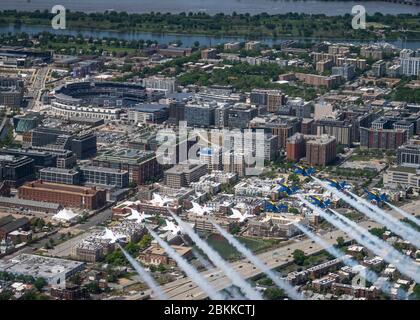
[5,0,420,16]
[1,24,419,50]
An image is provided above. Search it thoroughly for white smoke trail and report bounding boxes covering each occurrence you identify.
[296,194,420,283]
[167,210,263,300]
[146,227,223,300]
[210,220,303,300]
[345,190,420,247]
[385,202,420,228]
[294,223,406,299]
[192,248,214,270]
[226,287,246,300]
[312,177,420,248]
[117,243,167,300]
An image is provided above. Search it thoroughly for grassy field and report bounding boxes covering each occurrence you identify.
[203,233,280,261]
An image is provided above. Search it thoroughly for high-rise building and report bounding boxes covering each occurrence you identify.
[305,135,337,166]
[332,63,355,81]
[184,103,216,127]
[360,127,407,150]
[143,76,176,93]
[286,133,306,162]
[372,60,386,78]
[164,162,208,188]
[0,155,35,187]
[0,76,24,110]
[92,149,161,186]
[400,50,420,77]
[315,118,355,146]
[227,104,258,129]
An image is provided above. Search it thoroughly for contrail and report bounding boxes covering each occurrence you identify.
[167,209,263,300]
[192,248,214,270]
[210,219,303,300]
[296,194,420,283]
[328,207,419,281]
[312,177,420,248]
[117,243,167,300]
[225,287,245,300]
[384,202,420,228]
[293,222,406,299]
[345,189,420,247]
[146,226,223,300]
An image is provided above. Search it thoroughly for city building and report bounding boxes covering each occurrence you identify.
[164,162,208,188]
[0,154,35,187]
[92,149,161,185]
[25,127,97,160]
[139,242,193,266]
[332,63,355,81]
[227,104,258,129]
[201,48,218,60]
[184,103,216,127]
[360,127,407,150]
[397,142,420,167]
[224,42,241,51]
[0,76,24,110]
[372,60,387,78]
[18,180,107,210]
[315,118,355,146]
[245,41,261,51]
[0,254,85,285]
[384,166,420,190]
[143,76,176,94]
[0,215,30,240]
[127,104,169,124]
[39,167,81,185]
[305,135,337,166]
[286,133,306,162]
[295,73,341,88]
[400,55,420,77]
[80,166,129,188]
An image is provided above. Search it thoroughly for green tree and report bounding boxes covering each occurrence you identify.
[85,281,101,294]
[264,287,285,300]
[292,249,306,266]
[34,278,47,292]
[336,236,345,248]
[139,234,152,250]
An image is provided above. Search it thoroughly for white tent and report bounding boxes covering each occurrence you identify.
[52,208,79,223]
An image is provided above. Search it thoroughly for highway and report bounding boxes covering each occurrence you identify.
[126,219,381,300]
[128,199,419,300]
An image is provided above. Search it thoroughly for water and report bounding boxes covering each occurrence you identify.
[6,0,420,16]
[1,24,420,50]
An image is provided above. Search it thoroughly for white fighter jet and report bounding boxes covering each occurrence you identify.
[229,208,255,223]
[101,228,125,244]
[189,202,214,216]
[126,208,152,224]
[161,219,182,235]
[151,193,173,207]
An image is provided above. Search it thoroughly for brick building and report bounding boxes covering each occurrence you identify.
[306,135,337,166]
[18,180,106,210]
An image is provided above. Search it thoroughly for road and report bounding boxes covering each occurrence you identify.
[27,66,49,111]
[6,208,113,258]
[129,200,419,300]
